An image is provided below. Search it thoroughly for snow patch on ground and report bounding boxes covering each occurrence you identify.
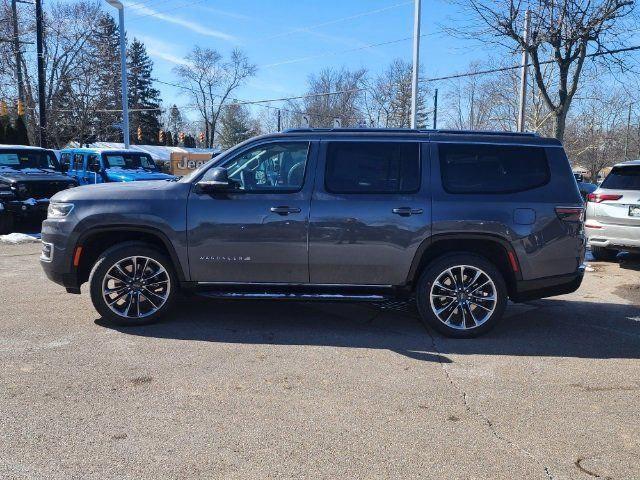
[0,232,41,244]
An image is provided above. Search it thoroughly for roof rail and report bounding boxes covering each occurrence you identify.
[282,127,539,137]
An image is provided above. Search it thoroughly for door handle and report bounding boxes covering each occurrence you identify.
[270,206,301,215]
[392,207,423,216]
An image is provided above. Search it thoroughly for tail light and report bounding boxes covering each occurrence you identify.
[586,193,623,203]
[555,206,584,222]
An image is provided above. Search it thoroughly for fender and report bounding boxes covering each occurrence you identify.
[405,232,522,284]
[75,224,188,282]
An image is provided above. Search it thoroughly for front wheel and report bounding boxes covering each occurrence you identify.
[89,243,177,326]
[416,254,508,338]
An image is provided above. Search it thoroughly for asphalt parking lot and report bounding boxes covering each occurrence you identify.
[0,241,638,480]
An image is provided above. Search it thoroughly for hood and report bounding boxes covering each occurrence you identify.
[0,166,72,184]
[104,167,175,182]
[51,178,188,203]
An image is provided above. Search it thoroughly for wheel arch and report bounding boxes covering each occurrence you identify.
[74,225,186,286]
[407,233,521,298]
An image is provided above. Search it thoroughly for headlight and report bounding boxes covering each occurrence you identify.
[47,202,74,218]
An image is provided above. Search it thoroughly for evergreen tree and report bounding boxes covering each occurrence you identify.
[165,130,174,147]
[4,123,18,144]
[14,117,29,146]
[0,113,7,144]
[218,104,257,150]
[127,39,162,145]
[166,105,183,141]
[89,13,122,142]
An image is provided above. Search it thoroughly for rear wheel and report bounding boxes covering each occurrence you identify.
[89,243,177,326]
[416,253,508,338]
[590,246,619,262]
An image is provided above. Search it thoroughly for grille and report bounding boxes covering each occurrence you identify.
[17,181,69,200]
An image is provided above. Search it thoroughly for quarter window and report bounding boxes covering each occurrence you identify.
[325,142,420,194]
[439,144,550,194]
[208,142,310,192]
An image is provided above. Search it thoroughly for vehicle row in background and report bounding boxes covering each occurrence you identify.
[0,145,77,234]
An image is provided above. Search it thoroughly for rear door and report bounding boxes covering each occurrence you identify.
[592,165,640,226]
[308,139,430,286]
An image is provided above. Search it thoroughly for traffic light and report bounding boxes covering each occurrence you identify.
[199,132,205,143]
[178,132,185,143]
[17,99,24,116]
[0,100,7,116]
[137,126,143,142]
[159,130,165,144]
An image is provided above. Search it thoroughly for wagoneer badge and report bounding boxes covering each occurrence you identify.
[200,256,252,262]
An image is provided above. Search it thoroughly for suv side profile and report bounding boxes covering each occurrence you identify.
[40,129,585,338]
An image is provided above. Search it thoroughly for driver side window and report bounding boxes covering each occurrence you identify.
[205,142,309,192]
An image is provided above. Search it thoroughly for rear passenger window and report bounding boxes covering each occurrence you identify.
[325,142,420,193]
[73,154,84,171]
[439,144,550,194]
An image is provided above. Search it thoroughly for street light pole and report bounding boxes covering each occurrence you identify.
[410,0,421,129]
[106,0,130,148]
[35,0,46,147]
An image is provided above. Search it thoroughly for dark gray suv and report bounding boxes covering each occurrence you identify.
[40,129,586,337]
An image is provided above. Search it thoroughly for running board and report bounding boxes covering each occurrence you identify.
[196,291,388,302]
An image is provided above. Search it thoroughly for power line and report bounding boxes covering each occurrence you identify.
[261,33,431,69]
[262,1,413,41]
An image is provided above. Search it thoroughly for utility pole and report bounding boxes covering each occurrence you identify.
[624,103,632,159]
[11,0,25,107]
[410,0,421,129]
[433,88,438,129]
[35,0,46,147]
[277,109,281,132]
[517,9,531,133]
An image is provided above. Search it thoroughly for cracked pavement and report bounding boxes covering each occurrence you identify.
[1,242,639,479]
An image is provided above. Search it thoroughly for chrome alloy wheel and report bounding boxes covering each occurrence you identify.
[101,256,171,319]
[429,265,497,330]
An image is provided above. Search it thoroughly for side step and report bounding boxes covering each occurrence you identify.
[194,283,396,302]
[196,291,387,302]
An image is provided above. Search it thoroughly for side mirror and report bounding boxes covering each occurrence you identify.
[195,167,234,193]
[89,163,102,173]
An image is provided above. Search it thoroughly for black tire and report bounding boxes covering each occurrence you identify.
[89,243,177,326]
[590,246,618,262]
[0,211,14,235]
[415,253,508,338]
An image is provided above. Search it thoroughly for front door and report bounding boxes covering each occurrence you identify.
[309,140,430,286]
[187,140,316,283]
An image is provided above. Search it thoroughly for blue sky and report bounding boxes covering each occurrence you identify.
[115,0,489,120]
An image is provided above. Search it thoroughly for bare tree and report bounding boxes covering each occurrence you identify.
[453,0,636,140]
[174,47,256,147]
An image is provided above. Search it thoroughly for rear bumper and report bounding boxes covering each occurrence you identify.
[512,265,585,302]
[586,220,640,250]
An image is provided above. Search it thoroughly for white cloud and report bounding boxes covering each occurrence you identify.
[135,34,191,66]
[126,2,237,42]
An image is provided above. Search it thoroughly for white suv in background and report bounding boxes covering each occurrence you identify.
[585,160,640,260]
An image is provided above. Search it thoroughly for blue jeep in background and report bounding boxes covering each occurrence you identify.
[60,148,175,185]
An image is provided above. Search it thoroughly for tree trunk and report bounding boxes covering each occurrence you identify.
[553,108,568,142]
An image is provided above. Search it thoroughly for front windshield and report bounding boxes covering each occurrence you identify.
[103,153,158,171]
[0,149,59,170]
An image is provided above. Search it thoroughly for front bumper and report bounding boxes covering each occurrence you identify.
[40,218,81,293]
[512,265,585,302]
[585,220,640,250]
[1,198,49,216]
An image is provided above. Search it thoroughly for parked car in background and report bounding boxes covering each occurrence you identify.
[0,145,77,234]
[574,173,598,202]
[585,160,640,260]
[60,148,175,185]
[41,129,585,338]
